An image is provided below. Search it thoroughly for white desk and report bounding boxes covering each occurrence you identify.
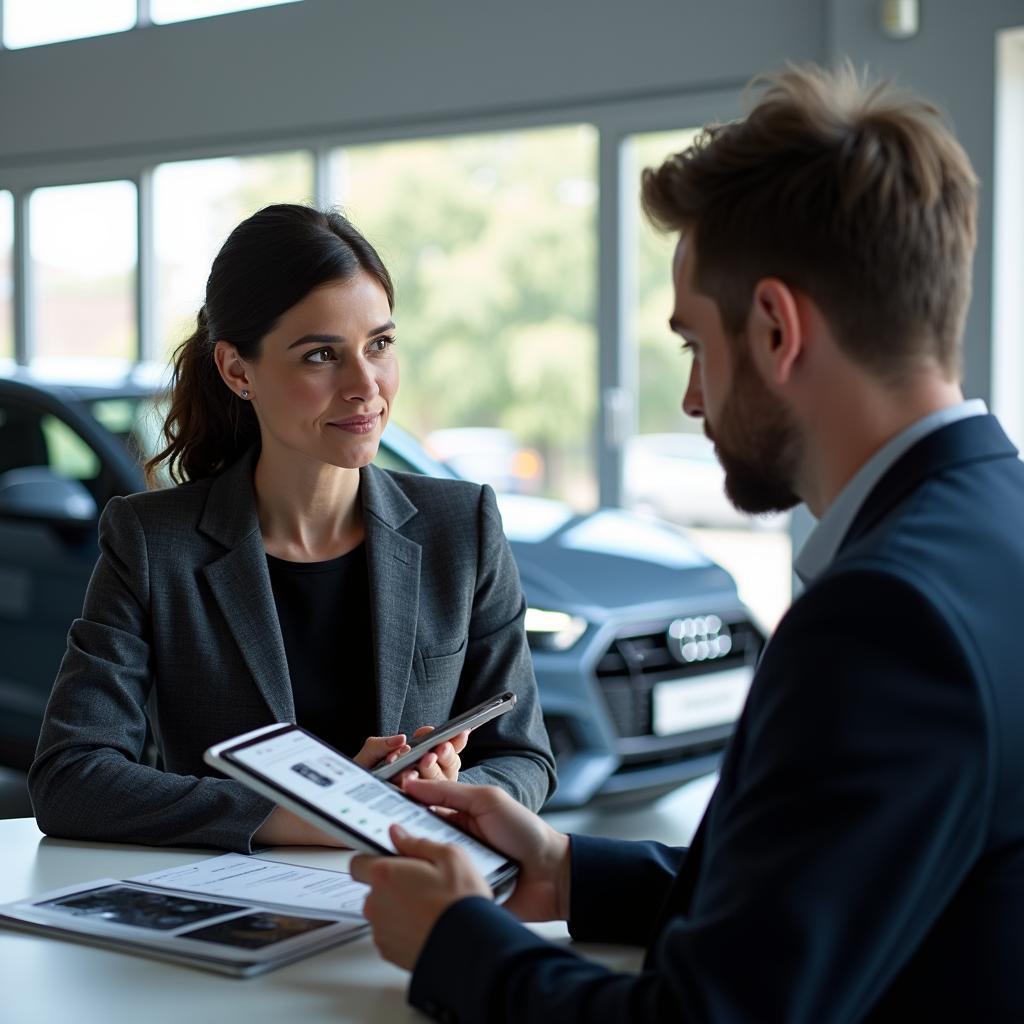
[0,778,715,1024]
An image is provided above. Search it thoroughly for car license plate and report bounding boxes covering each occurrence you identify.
[652,666,754,735]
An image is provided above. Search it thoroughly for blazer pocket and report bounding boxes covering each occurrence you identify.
[418,637,468,683]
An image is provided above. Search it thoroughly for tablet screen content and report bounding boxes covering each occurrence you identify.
[224,727,511,881]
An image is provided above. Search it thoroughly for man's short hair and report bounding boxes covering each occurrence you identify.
[641,62,978,381]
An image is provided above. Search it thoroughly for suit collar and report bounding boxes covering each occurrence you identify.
[198,451,419,547]
[195,448,291,720]
[360,465,422,734]
[840,414,1017,552]
[202,533,294,722]
[198,449,423,733]
[199,446,262,549]
[359,462,419,531]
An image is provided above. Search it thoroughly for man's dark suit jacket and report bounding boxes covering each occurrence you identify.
[410,414,1024,1022]
[29,450,556,852]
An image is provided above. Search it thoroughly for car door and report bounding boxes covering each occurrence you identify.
[0,390,117,768]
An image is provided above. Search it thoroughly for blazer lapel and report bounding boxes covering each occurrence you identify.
[840,414,1017,552]
[360,465,421,736]
[198,450,294,723]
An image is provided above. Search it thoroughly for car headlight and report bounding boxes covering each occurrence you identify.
[524,608,588,652]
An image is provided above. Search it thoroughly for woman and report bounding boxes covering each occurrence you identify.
[29,204,556,853]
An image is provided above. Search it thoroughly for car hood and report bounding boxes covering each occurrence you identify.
[496,495,739,612]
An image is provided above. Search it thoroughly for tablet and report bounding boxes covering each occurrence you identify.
[205,725,518,898]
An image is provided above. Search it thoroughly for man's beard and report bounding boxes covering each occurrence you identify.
[706,343,802,516]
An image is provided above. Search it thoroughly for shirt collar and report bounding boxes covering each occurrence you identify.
[794,399,988,584]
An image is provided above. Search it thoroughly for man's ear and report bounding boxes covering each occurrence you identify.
[748,278,802,385]
[213,340,252,399]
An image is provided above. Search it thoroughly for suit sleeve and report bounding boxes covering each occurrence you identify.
[567,835,687,944]
[407,568,992,1023]
[28,496,274,852]
[453,485,557,811]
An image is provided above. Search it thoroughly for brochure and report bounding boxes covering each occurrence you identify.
[0,853,370,977]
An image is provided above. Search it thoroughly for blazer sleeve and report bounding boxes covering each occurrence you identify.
[28,496,275,853]
[406,568,992,1023]
[567,835,687,945]
[451,484,557,811]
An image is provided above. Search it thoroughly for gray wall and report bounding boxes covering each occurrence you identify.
[0,0,822,167]
[1,0,1020,402]
[827,0,1024,405]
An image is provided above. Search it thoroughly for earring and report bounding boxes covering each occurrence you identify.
[240,389,249,399]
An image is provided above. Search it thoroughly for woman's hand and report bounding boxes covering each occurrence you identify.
[252,805,345,848]
[352,733,411,770]
[397,727,470,786]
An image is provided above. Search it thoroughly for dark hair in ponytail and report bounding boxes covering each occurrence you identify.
[146,204,394,485]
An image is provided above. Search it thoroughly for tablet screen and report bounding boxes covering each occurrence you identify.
[224,726,511,880]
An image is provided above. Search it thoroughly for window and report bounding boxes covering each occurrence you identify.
[0,399,100,489]
[623,129,790,630]
[89,396,167,474]
[993,27,1024,452]
[2,0,135,49]
[150,0,301,23]
[29,181,138,363]
[0,191,12,360]
[0,0,300,45]
[330,125,599,509]
[39,414,101,481]
[152,152,314,357]
[629,129,701,438]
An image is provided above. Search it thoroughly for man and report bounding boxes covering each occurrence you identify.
[351,63,1024,1022]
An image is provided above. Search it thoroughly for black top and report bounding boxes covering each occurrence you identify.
[266,544,376,758]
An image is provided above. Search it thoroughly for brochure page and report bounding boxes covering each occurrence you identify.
[132,853,369,916]
[0,855,368,977]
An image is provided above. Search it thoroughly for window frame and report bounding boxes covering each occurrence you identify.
[0,0,303,49]
[0,86,742,507]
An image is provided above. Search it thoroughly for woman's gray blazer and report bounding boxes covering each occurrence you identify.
[29,450,556,852]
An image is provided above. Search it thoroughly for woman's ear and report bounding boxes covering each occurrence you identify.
[748,278,803,385]
[213,340,252,399]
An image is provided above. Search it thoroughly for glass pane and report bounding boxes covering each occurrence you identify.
[993,28,1024,452]
[0,191,12,360]
[153,152,314,358]
[625,129,791,630]
[151,0,301,23]
[88,395,167,472]
[30,180,137,362]
[372,444,421,476]
[40,414,100,480]
[3,0,135,49]
[330,125,598,509]
[630,129,701,437]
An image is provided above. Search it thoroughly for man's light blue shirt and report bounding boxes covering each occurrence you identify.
[793,400,988,585]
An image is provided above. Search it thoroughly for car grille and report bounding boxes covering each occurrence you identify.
[594,617,762,740]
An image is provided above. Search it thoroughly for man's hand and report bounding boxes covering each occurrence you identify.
[351,824,491,970]
[398,777,571,923]
[352,733,412,770]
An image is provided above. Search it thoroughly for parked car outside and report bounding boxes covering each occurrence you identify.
[424,427,544,496]
[625,431,788,530]
[0,364,765,809]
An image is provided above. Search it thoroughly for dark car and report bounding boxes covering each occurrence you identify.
[0,366,764,808]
